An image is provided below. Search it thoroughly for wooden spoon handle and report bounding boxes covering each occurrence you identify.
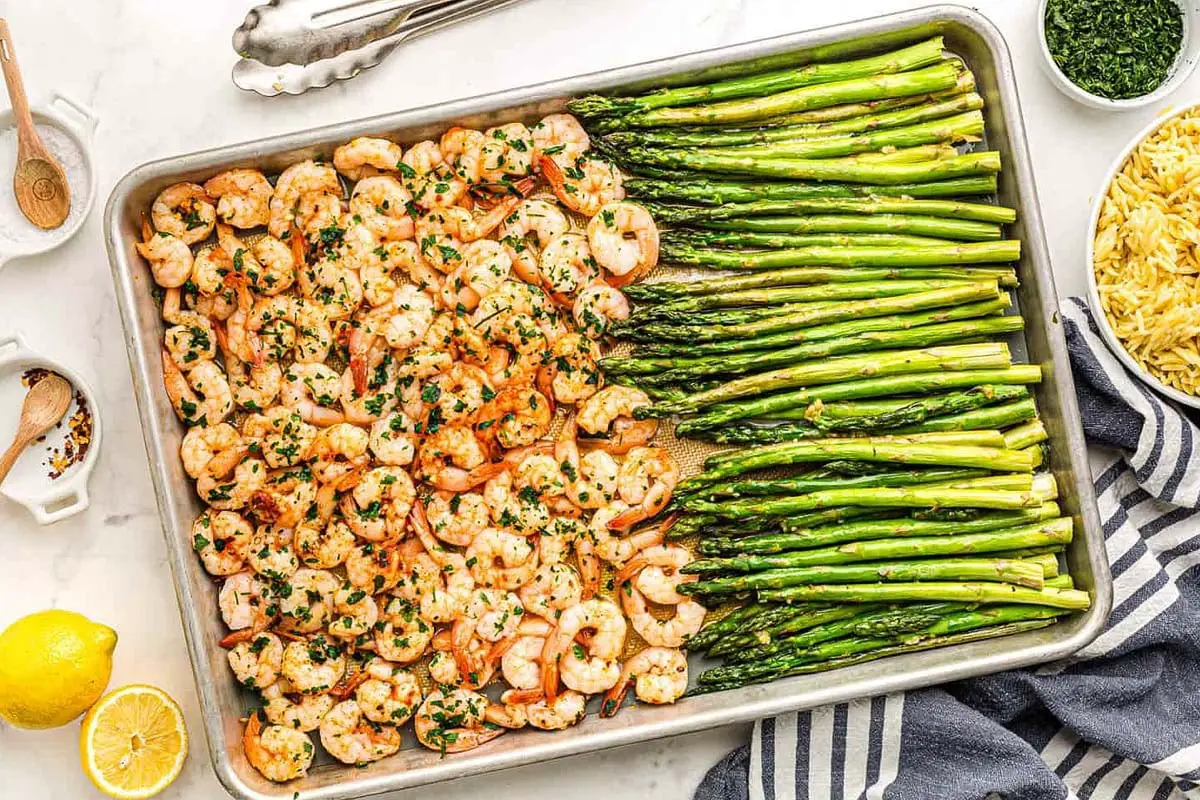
[0,19,37,157]
[0,431,31,486]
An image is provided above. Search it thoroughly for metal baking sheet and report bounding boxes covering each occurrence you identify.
[103,6,1112,799]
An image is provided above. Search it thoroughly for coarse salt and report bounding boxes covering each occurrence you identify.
[0,119,89,249]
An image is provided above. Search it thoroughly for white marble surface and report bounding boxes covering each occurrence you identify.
[0,0,1190,797]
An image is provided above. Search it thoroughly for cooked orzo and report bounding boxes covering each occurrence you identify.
[1093,110,1200,395]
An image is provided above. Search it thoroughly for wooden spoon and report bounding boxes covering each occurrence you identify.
[0,18,70,230]
[0,374,72,486]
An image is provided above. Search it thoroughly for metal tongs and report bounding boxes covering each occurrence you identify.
[232,0,526,96]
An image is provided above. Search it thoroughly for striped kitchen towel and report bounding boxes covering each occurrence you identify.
[694,298,1200,800]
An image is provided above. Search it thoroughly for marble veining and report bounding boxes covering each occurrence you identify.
[0,0,1180,797]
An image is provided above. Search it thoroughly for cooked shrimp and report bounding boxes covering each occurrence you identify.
[537,332,602,405]
[295,191,344,239]
[476,386,553,449]
[219,571,273,640]
[249,234,299,296]
[355,658,422,725]
[499,198,570,285]
[253,467,319,528]
[333,137,404,181]
[189,245,233,299]
[137,218,193,289]
[293,299,334,364]
[242,407,318,469]
[494,618,554,690]
[416,424,500,492]
[162,299,218,372]
[381,284,435,349]
[425,362,492,426]
[609,446,680,529]
[482,468,552,535]
[281,634,345,695]
[192,509,253,576]
[414,689,505,754]
[576,385,658,455]
[557,419,619,510]
[152,181,216,244]
[541,598,626,698]
[204,168,272,229]
[573,281,630,339]
[350,176,415,242]
[261,677,334,732]
[327,583,379,642]
[513,689,587,731]
[589,503,672,565]
[269,161,340,238]
[374,595,433,663]
[222,277,265,366]
[320,699,402,765]
[621,583,706,648]
[295,518,356,570]
[225,355,282,412]
[474,311,549,386]
[616,544,697,606]
[601,647,687,716]
[309,423,370,484]
[540,154,624,217]
[401,139,466,210]
[243,711,314,783]
[538,232,599,297]
[473,279,567,344]
[440,239,512,311]
[519,563,582,621]
[425,490,488,547]
[368,411,417,467]
[340,466,415,542]
[514,451,567,500]
[531,113,590,165]
[248,294,299,363]
[587,202,659,284]
[197,456,267,513]
[340,357,398,425]
[227,631,282,690]
[416,200,522,272]
[281,363,345,426]
[466,528,538,590]
[298,257,363,321]
[479,123,535,181]
[276,568,338,635]
[163,353,233,426]
[345,541,405,593]
[359,239,439,304]
[181,422,244,480]
[246,524,300,581]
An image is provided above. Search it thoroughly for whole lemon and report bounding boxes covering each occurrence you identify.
[0,609,117,729]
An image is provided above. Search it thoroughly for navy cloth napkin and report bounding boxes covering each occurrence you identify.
[694,298,1200,800]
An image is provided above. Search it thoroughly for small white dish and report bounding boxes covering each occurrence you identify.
[1037,0,1200,110]
[1085,100,1200,410]
[0,91,98,268]
[0,332,101,523]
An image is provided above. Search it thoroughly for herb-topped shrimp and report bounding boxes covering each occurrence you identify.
[243,711,314,783]
[479,123,536,181]
[152,182,216,244]
[137,217,193,289]
[531,113,591,166]
[587,202,659,286]
[540,154,624,217]
[204,169,272,229]
[269,160,340,238]
[499,198,570,286]
[333,136,404,181]
[601,647,688,716]
[573,281,630,340]
[349,176,415,242]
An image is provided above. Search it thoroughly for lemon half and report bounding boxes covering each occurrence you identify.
[80,684,189,800]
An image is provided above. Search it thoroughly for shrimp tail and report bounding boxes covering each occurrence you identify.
[504,688,545,704]
[220,622,265,649]
[140,214,154,244]
[243,710,264,755]
[614,555,648,587]
[600,675,633,718]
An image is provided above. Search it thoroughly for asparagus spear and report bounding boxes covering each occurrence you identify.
[694,466,990,499]
[628,318,1026,384]
[723,603,966,664]
[891,398,1038,434]
[661,213,1002,242]
[706,605,868,656]
[647,195,1016,225]
[603,93,985,149]
[700,430,1010,467]
[636,297,1012,358]
[1004,419,1049,450]
[569,38,949,118]
[684,602,773,651]
[660,230,956,249]
[631,283,1001,343]
[680,365,1042,427]
[812,385,1028,429]
[641,343,1014,417]
[621,147,1000,184]
[624,266,1017,301]
[662,240,1020,270]
[756,582,1090,610]
[594,61,964,128]
[700,504,1061,555]
[694,611,1066,691]
[625,174,999,205]
[614,111,986,164]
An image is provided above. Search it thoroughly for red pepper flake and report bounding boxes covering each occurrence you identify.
[21,369,92,480]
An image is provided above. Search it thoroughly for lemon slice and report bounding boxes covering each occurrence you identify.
[80,684,189,800]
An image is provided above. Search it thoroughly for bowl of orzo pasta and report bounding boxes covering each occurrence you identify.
[1088,103,1200,408]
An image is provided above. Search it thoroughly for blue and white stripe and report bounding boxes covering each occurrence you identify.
[695,299,1200,800]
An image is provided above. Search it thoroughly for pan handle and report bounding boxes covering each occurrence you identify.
[0,332,29,366]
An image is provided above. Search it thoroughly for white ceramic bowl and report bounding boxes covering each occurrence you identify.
[0,332,101,523]
[0,92,98,268]
[1085,100,1200,409]
[1037,0,1200,110]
